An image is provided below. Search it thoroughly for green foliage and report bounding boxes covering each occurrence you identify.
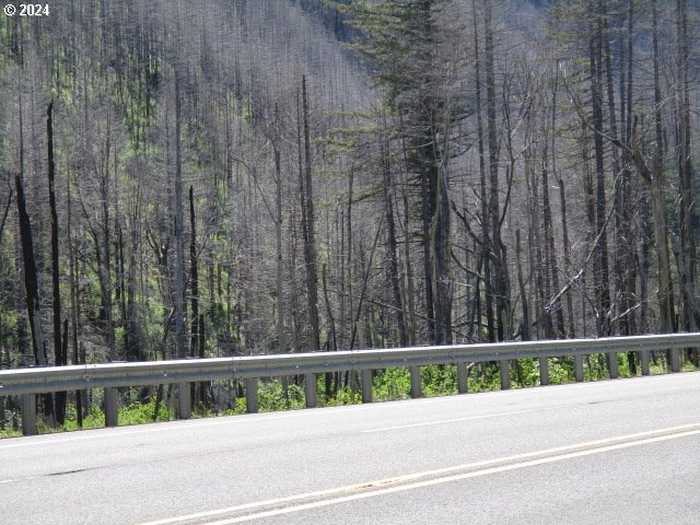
[61,403,108,432]
[513,358,540,387]
[118,398,173,425]
[222,397,248,417]
[324,386,362,407]
[373,367,411,401]
[257,381,306,412]
[0,425,20,439]
[61,397,172,433]
[468,363,502,392]
[422,365,457,397]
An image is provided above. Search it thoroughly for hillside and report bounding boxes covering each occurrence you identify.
[0,0,699,430]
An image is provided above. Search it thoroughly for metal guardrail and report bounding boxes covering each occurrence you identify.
[1,332,698,436]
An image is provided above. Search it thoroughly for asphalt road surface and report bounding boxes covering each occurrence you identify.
[1,372,699,524]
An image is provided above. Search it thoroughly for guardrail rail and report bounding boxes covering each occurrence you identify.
[1,332,699,436]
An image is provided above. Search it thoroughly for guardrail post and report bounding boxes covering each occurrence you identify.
[499,360,511,390]
[304,373,317,408]
[607,352,619,379]
[539,357,549,386]
[21,394,36,436]
[640,349,650,376]
[104,387,119,427]
[178,383,192,419]
[456,362,468,394]
[361,369,373,403]
[410,366,422,398]
[245,378,258,413]
[669,348,681,373]
[574,354,584,382]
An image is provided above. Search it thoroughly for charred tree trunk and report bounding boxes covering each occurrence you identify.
[589,4,612,338]
[473,0,493,342]
[174,71,186,360]
[47,101,66,424]
[516,229,529,341]
[620,0,638,337]
[381,131,408,346]
[558,179,576,338]
[67,172,84,426]
[299,76,320,352]
[650,0,675,335]
[546,70,565,339]
[16,94,47,368]
[189,186,199,359]
[484,0,509,341]
[16,92,53,423]
[675,0,698,338]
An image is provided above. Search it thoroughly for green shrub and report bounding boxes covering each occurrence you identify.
[0,428,21,439]
[373,367,411,401]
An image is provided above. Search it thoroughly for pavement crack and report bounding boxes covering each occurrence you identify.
[45,467,95,478]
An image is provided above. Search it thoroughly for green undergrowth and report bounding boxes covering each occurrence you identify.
[0,428,20,439]
[1,355,697,438]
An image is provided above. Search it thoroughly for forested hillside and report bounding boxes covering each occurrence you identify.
[0,0,698,432]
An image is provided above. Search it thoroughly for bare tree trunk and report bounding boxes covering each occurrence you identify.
[675,0,698,340]
[582,123,595,337]
[432,141,452,345]
[542,117,563,338]
[16,91,53,424]
[516,229,529,340]
[299,76,320,352]
[381,130,408,346]
[101,117,115,362]
[618,0,638,341]
[125,182,142,362]
[651,0,675,335]
[273,131,288,400]
[173,67,189,418]
[601,3,626,338]
[473,0,493,342]
[47,101,66,424]
[16,93,47,368]
[67,172,83,426]
[347,168,355,348]
[529,156,550,339]
[322,264,336,353]
[558,179,576,338]
[420,163,435,343]
[189,186,207,406]
[546,70,565,338]
[589,4,612,338]
[174,71,186,359]
[484,0,509,341]
[402,186,417,345]
[189,186,199,359]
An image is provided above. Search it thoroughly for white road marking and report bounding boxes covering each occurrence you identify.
[137,422,700,525]
[205,427,700,524]
[361,408,540,432]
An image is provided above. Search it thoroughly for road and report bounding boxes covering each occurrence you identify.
[1,372,699,524]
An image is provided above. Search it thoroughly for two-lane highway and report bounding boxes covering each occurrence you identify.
[1,372,699,524]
